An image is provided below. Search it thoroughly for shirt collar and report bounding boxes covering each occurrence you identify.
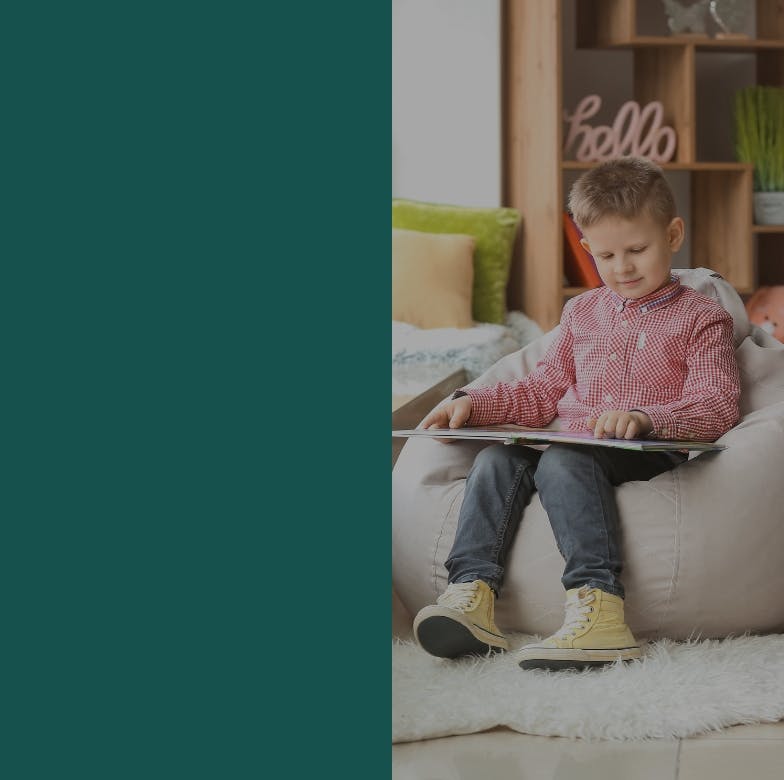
[607,275,683,315]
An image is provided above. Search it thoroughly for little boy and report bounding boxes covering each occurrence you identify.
[412,157,740,671]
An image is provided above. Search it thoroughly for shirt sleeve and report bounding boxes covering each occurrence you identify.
[633,307,740,441]
[460,302,577,427]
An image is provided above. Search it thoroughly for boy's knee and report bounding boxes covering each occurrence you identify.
[535,444,591,488]
[472,443,511,473]
[469,444,541,486]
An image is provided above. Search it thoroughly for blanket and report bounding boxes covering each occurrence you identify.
[392,311,543,397]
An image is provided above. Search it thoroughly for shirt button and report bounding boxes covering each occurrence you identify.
[616,304,623,312]
[608,353,617,361]
[604,394,613,403]
[621,321,629,328]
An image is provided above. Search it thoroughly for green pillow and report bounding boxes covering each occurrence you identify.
[392,199,521,324]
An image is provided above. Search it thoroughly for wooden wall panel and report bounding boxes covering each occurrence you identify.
[502,0,563,329]
[635,46,694,163]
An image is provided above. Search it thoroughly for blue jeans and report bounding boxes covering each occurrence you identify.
[445,443,687,599]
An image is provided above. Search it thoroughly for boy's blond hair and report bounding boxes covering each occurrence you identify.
[568,156,676,230]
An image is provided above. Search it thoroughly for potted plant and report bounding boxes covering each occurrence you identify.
[734,86,784,225]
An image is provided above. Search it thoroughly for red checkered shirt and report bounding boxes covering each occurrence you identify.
[463,278,740,441]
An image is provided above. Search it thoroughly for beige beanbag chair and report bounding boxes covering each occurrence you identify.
[392,269,784,640]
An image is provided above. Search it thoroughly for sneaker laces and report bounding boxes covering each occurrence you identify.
[554,589,596,639]
[436,582,481,612]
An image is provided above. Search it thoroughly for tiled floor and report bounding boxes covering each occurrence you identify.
[392,594,784,780]
[393,724,784,780]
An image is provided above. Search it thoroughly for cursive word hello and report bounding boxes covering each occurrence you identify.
[563,95,677,163]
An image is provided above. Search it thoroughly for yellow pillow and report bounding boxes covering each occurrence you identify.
[392,199,520,324]
[392,228,475,329]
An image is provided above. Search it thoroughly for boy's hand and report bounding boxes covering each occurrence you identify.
[586,410,652,440]
[418,396,473,443]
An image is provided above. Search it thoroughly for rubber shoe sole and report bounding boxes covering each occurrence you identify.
[517,645,641,671]
[415,615,508,659]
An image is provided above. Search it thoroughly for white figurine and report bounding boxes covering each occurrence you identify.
[662,0,709,34]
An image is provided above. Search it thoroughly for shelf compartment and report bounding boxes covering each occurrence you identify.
[635,45,694,162]
[756,233,784,286]
[692,167,754,290]
[578,0,784,51]
[758,50,784,85]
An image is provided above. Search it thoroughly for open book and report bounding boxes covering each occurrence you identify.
[392,425,725,452]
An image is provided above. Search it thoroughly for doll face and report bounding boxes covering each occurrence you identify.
[579,213,685,300]
[746,288,784,341]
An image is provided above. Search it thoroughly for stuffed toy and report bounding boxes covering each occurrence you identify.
[745,286,784,342]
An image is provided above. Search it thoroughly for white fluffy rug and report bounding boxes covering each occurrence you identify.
[393,632,784,742]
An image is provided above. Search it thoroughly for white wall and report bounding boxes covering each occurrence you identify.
[392,0,501,207]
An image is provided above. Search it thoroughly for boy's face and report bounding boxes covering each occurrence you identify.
[579,213,685,300]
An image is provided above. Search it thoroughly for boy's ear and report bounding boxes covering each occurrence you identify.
[668,217,685,251]
[579,238,591,255]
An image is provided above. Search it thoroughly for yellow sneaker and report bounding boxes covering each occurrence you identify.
[516,586,641,671]
[413,580,509,658]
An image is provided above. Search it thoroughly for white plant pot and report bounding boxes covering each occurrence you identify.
[753,192,784,225]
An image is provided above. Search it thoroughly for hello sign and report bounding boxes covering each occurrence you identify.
[563,95,677,163]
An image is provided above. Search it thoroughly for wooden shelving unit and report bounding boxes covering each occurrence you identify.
[502,0,784,330]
